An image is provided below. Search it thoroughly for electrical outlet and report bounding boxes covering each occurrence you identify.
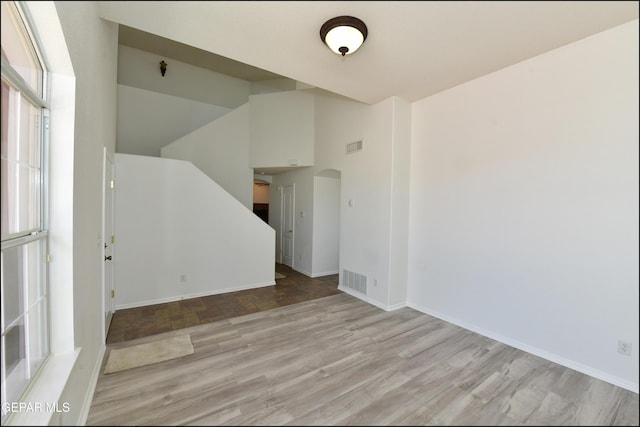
[618,340,632,356]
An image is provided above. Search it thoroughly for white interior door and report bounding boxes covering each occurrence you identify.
[281,184,294,267]
[102,148,115,338]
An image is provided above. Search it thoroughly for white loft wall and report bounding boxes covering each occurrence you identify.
[250,91,315,169]
[117,44,250,109]
[312,174,341,277]
[114,154,275,309]
[161,104,253,209]
[117,84,231,157]
[408,20,639,391]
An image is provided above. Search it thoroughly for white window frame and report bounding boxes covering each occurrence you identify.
[1,1,51,422]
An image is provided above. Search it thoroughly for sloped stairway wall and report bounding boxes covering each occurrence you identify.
[114,153,275,309]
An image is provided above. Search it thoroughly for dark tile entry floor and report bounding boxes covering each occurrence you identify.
[106,264,340,344]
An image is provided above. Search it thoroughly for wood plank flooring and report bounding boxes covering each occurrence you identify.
[107,264,339,343]
[88,293,639,426]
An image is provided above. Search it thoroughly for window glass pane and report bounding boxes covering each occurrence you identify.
[0,2,43,96]
[1,2,49,417]
[1,239,48,413]
[0,159,40,237]
[1,80,17,237]
[1,245,25,331]
[1,320,28,405]
[1,88,42,238]
[1,80,12,159]
[20,96,41,168]
[1,240,44,332]
[18,164,40,232]
[28,299,48,375]
[1,79,20,161]
[0,158,16,237]
[26,239,46,305]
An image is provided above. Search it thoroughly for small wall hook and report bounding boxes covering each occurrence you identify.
[160,60,167,77]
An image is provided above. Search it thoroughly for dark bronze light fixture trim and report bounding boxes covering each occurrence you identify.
[160,60,167,76]
[320,16,368,56]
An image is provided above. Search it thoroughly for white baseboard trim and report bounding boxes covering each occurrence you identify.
[293,267,312,277]
[338,286,406,312]
[407,301,639,394]
[387,301,407,311]
[78,343,106,426]
[285,266,338,279]
[310,270,339,278]
[115,280,275,311]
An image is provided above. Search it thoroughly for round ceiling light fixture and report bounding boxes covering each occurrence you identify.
[320,16,368,56]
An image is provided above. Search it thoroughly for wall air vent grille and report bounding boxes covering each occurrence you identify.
[343,269,367,294]
[346,140,363,154]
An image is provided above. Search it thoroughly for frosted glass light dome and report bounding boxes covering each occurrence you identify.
[320,16,368,56]
[325,25,365,55]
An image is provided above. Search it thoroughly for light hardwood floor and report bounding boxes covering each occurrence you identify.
[88,293,639,426]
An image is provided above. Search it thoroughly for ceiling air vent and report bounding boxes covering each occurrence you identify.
[346,140,363,154]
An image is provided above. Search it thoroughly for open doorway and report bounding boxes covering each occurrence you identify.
[253,178,270,223]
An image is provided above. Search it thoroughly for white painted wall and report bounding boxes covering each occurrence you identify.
[271,93,408,310]
[388,97,411,308]
[161,104,253,209]
[312,174,341,277]
[116,84,231,157]
[408,20,639,392]
[339,98,393,306]
[114,154,275,309]
[16,5,634,426]
[269,95,364,276]
[250,78,297,95]
[49,1,118,425]
[249,91,315,169]
[117,44,250,109]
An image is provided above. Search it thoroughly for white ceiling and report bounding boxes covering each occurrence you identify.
[102,1,638,105]
[118,25,289,82]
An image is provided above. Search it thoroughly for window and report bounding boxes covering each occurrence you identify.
[1,1,50,421]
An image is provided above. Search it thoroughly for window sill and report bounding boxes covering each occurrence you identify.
[3,348,80,426]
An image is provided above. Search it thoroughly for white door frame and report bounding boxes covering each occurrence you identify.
[102,147,115,341]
